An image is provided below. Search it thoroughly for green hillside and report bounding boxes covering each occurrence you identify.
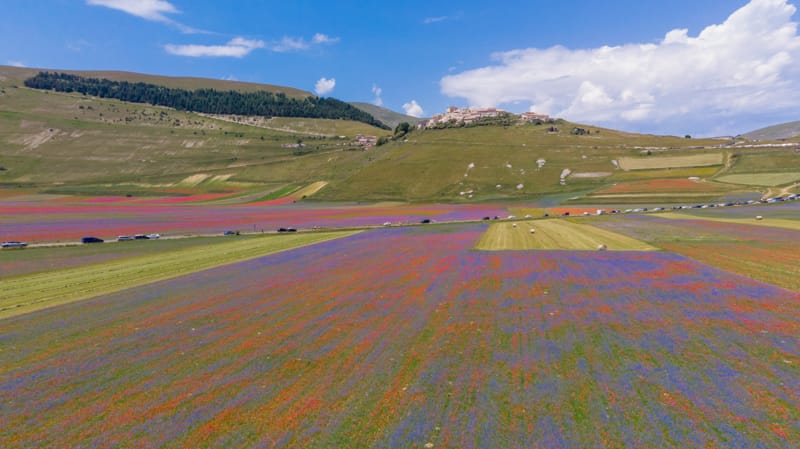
[0,73,389,196]
[2,67,798,203]
[0,65,310,98]
[350,102,420,130]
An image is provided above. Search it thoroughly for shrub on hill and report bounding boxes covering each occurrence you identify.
[24,72,390,130]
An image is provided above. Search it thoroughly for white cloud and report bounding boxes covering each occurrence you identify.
[423,16,449,24]
[7,60,26,67]
[270,34,340,52]
[372,84,383,106]
[312,33,340,45]
[403,100,425,117]
[86,0,206,33]
[165,37,265,58]
[271,37,310,52]
[315,77,336,96]
[86,0,178,22]
[441,0,800,135]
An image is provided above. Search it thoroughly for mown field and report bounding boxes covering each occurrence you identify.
[474,219,657,251]
[1,224,798,448]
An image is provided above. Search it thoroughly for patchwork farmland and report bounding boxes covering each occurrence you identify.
[2,214,800,447]
[3,64,800,448]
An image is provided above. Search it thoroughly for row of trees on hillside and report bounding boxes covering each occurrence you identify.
[24,72,390,130]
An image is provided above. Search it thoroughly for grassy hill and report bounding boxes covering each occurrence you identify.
[350,102,420,130]
[741,120,800,141]
[0,65,310,98]
[2,67,798,203]
[0,71,389,197]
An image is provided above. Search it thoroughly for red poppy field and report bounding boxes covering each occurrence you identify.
[2,222,798,448]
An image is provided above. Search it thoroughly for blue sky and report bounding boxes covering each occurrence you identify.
[2,1,799,136]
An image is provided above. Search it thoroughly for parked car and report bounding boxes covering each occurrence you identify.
[134,234,150,240]
[223,230,237,236]
[147,233,161,239]
[1,241,27,248]
[420,219,431,224]
[81,237,104,244]
[117,235,134,241]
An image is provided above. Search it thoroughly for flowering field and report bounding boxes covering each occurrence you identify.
[594,213,800,291]
[0,196,509,243]
[1,224,798,448]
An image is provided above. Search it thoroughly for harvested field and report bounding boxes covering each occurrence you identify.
[618,153,723,170]
[474,219,657,251]
[593,178,730,195]
[717,172,800,186]
[658,212,800,232]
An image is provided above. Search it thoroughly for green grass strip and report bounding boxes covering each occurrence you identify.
[659,212,800,231]
[0,231,358,320]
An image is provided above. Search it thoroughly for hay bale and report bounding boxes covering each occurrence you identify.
[530,228,535,234]
[597,244,607,251]
[755,215,763,220]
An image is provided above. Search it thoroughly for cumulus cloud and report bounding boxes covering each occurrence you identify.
[441,0,800,135]
[315,77,336,96]
[403,100,425,117]
[372,84,383,106]
[87,0,178,22]
[165,37,265,57]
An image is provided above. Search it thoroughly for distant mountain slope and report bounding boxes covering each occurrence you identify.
[741,121,800,140]
[0,65,311,98]
[23,71,389,129]
[350,102,420,130]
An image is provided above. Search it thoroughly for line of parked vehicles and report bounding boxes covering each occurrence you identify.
[79,233,161,244]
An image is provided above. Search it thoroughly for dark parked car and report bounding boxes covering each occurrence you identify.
[223,230,237,236]
[134,234,150,240]
[1,241,27,248]
[81,237,104,244]
[420,219,431,224]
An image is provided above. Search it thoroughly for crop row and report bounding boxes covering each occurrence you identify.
[1,224,797,447]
